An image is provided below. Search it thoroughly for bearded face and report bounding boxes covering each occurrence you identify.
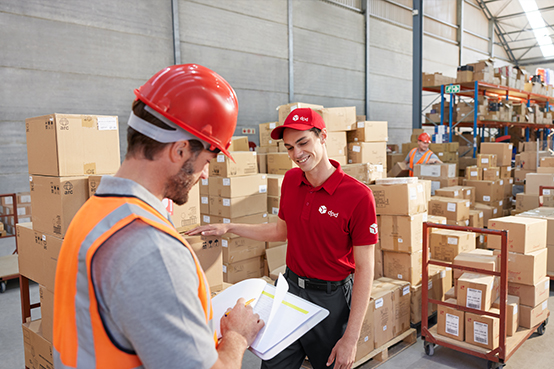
[164,156,197,206]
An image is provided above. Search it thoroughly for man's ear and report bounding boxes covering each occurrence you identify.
[320,128,328,144]
[169,140,191,163]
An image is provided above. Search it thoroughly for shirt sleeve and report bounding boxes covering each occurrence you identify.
[93,221,218,369]
[431,152,441,161]
[349,186,379,246]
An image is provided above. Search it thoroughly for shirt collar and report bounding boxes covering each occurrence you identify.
[96,175,170,219]
[298,159,344,195]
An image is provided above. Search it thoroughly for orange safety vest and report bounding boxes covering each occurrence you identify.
[408,148,434,177]
[53,195,215,369]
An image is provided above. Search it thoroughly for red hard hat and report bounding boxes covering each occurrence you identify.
[134,64,238,159]
[418,132,431,143]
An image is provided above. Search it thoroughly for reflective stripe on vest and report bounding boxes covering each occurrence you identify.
[53,196,214,368]
[408,148,433,177]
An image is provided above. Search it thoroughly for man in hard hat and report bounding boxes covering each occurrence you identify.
[188,108,377,369]
[405,132,442,177]
[53,64,264,369]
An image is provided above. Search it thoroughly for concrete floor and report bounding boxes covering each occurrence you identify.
[2,236,554,369]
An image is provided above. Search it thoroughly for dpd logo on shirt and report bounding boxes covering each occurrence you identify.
[319,205,339,218]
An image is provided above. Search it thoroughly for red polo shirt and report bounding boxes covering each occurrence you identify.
[279,160,378,281]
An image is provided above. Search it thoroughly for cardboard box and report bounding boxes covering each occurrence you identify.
[519,300,549,328]
[87,175,105,197]
[210,152,258,177]
[515,193,540,212]
[480,143,513,167]
[229,136,249,151]
[525,173,554,195]
[378,278,411,337]
[493,248,547,285]
[199,177,210,195]
[429,265,454,306]
[414,163,457,179]
[39,285,54,342]
[469,209,484,228]
[267,195,280,215]
[464,180,503,204]
[346,121,388,142]
[208,174,267,198]
[482,167,500,181]
[465,310,500,350]
[437,298,465,341]
[514,168,534,184]
[540,157,554,167]
[29,175,89,237]
[16,223,63,292]
[355,299,375,362]
[457,273,498,311]
[209,193,267,219]
[347,142,387,166]
[267,152,298,174]
[499,166,512,179]
[223,256,264,284]
[278,102,324,126]
[379,213,425,253]
[537,167,554,174]
[430,229,476,262]
[457,70,474,83]
[166,184,201,233]
[22,319,53,369]
[383,250,422,285]
[507,276,550,307]
[387,152,406,170]
[26,113,120,176]
[326,131,347,157]
[452,249,498,279]
[266,174,284,197]
[487,216,547,254]
[221,233,265,264]
[201,212,268,226]
[492,295,519,336]
[183,235,223,289]
[474,203,498,224]
[477,154,497,168]
[387,162,409,178]
[315,107,357,132]
[343,163,385,184]
[258,122,281,147]
[515,207,554,245]
[266,244,286,279]
[370,182,427,216]
[371,285,394,348]
[434,186,465,199]
[330,155,347,166]
[428,197,470,222]
[410,283,435,324]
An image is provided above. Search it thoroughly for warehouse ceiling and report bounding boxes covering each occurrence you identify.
[476,0,554,66]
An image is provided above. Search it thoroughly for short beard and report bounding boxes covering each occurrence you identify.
[164,157,197,206]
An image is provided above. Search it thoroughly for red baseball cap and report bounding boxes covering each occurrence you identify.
[270,108,326,140]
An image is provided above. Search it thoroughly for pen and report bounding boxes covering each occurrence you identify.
[225,298,255,317]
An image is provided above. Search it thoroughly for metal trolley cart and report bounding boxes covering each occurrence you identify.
[0,193,20,293]
[421,222,549,369]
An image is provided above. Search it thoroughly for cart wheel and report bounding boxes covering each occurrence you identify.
[0,281,6,293]
[537,322,547,336]
[424,342,435,356]
[545,317,549,326]
[487,361,505,369]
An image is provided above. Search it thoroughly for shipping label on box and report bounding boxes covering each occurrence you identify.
[438,298,465,341]
[482,167,500,181]
[210,152,258,177]
[465,166,482,180]
[465,310,500,350]
[477,154,497,168]
[457,273,498,311]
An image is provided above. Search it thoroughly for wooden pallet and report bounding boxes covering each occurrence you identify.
[301,328,417,369]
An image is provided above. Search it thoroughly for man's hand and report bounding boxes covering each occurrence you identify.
[326,334,357,369]
[185,223,230,237]
[220,298,264,347]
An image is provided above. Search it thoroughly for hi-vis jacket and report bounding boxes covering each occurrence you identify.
[407,147,433,177]
[53,195,215,368]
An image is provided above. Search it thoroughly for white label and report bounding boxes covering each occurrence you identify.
[403,286,410,296]
[357,121,365,128]
[543,301,548,310]
[223,178,231,186]
[514,305,518,315]
[272,207,279,215]
[428,281,433,290]
[269,122,276,129]
[493,209,498,214]
[97,116,117,130]
[479,212,483,218]
[201,196,208,204]
[423,213,428,222]
[545,189,552,195]
[417,184,423,192]
[222,265,227,273]
[440,270,446,279]
[217,154,225,162]
[466,288,483,309]
[353,145,361,153]
[481,158,489,164]
[483,196,491,201]
[448,237,458,245]
[447,203,456,212]
[454,190,459,196]
[508,167,512,171]
[500,180,504,185]
[201,179,208,186]
[398,238,403,243]
[471,171,478,176]
[445,313,460,336]
[420,166,441,177]
[383,325,387,331]
[480,235,484,243]
[223,199,231,206]
[42,235,46,241]
[223,218,231,224]
[29,176,33,183]
[364,336,369,342]
[397,274,403,279]
[17,208,26,216]
[376,165,384,172]
[474,321,489,345]
[409,187,417,200]
[222,240,228,248]
[203,215,210,223]
[259,185,267,193]
[467,190,471,195]
[499,200,503,206]
[546,280,550,290]
[375,298,384,309]
[20,195,31,203]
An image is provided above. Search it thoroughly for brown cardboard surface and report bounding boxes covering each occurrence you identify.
[492,248,547,285]
[210,152,258,177]
[39,285,54,343]
[429,265,454,307]
[314,107,357,132]
[482,167,500,181]
[377,278,411,337]
[267,152,298,174]
[343,163,385,184]
[229,136,249,152]
[414,163,457,179]
[452,249,498,280]
[22,319,53,369]
[267,174,284,196]
[87,175,105,197]
[480,143,513,167]
[326,131,347,157]
[515,193,540,212]
[487,216,547,254]
[492,295,519,336]
[548,245,554,274]
[371,285,394,348]
[201,212,268,226]
[463,180,503,204]
[428,197,470,221]
[469,209,484,228]
[209,193,267,219]
[267,195,280,216]
[26,113,120,177]
[430,229,476,262]
[355,299,375,362]
[379,213,425,253]
[258,122,281,147]
[382,250,423,285]
[457,273,499,312]
[347,142,387,166]
[184,235,223,289]
[278,103,323,125]
[370,182,427,216]
[515,208,554,245]
[410,283,435,324]
[476,154,497,168]
[519,301,549,328]
[208,174,268,198]
[508,276,550,307]
[465,166,482,181]
[223,256,264,283]
[465,310,500,350]
[166,183,201,233]
[30,175,89,237]
[199,177,210,195]
[16,223,63,292]
[525,173,554,194]
[266,244,286,280]
[347,121,388,143]
[221,233,265,264]
[257,153,268,174]
[514,169,534,184]
[474,203,499,224]
[437,298,465,341]
[434,186,465,199]
[387,162,410,178]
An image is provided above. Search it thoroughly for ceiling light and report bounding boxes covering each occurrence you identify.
[518,0,554,58]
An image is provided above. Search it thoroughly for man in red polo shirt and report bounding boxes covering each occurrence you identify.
[187,108,377,369]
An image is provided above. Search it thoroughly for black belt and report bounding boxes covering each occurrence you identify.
[285,267,351,293]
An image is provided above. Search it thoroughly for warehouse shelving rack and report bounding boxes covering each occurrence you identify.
[0,193,19,293]
[422,81,554,158]
[421,222,549,369]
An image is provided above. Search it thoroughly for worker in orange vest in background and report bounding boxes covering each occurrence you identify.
[404,132,442,177]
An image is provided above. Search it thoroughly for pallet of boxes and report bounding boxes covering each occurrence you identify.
[514,143,554,213]
[0,192,32,237]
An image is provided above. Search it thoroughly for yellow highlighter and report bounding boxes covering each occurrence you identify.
[225,298,255,317]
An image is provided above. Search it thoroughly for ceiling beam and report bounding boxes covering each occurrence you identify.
[496,5,554,21]
[475,0,517,63]
[519,56,554,66]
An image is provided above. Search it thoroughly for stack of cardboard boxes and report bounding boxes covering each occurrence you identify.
[414,163,458,195]
[18,113,121,368]
[516,208,554,277]
[346,120,388,178]
[0,192,32,235]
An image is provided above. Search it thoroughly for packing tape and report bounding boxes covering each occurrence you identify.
[81,115,96,128]
[84,163,96,175]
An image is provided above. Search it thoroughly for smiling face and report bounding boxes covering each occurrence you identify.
[282,128,327,173]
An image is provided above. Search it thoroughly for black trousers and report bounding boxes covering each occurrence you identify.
[260,270,352,369]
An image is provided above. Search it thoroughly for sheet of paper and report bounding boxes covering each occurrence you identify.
[255,274,288,347]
